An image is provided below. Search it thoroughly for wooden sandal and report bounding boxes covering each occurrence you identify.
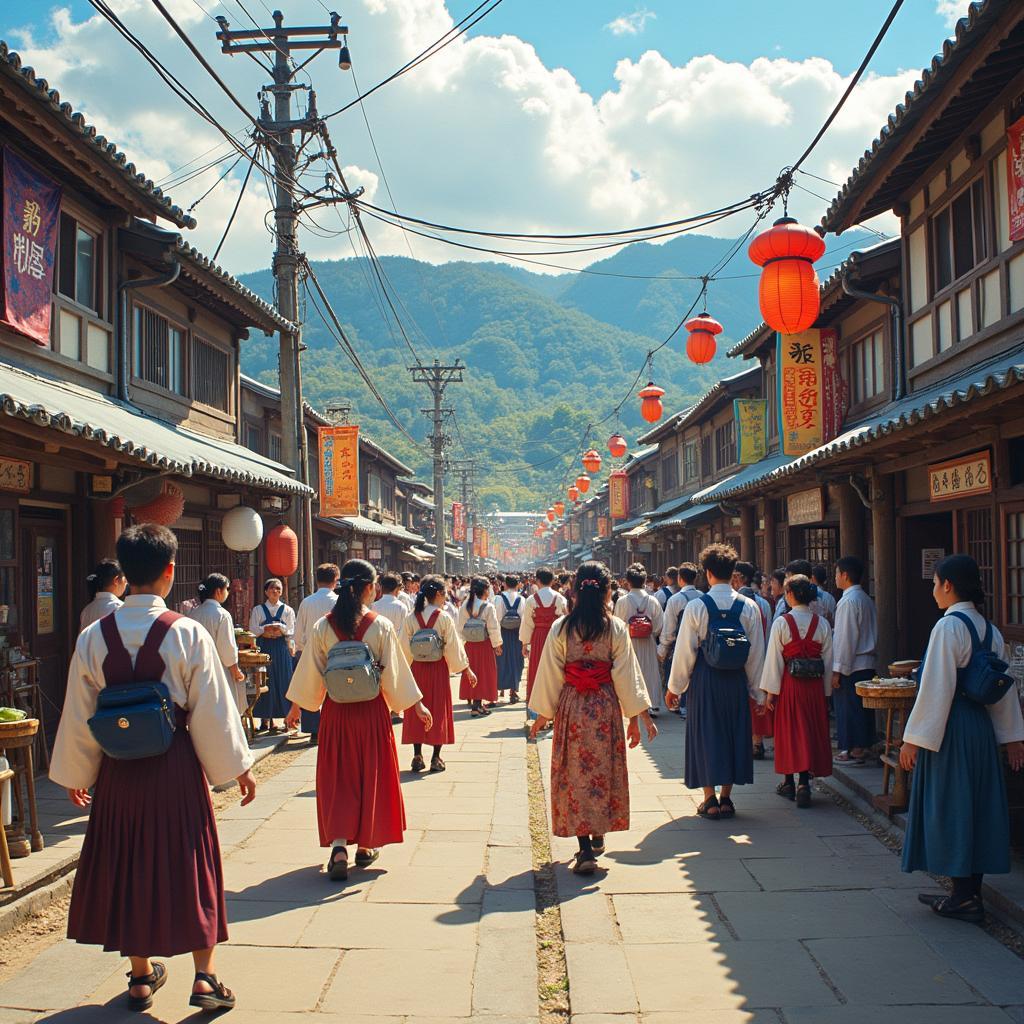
[189,972,236,1012]
[126,962,167,1012]
[570,851,597,875]
[696,796,721,819]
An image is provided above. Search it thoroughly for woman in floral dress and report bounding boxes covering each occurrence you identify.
[529,561,657,874]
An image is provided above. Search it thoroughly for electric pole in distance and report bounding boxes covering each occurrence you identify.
[215,10,350,598]
[410,359,464,573]
[452,458,475,574]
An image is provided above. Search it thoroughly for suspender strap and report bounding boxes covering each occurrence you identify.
[329,610,378,643]
[100,610,181,687]
[416,609,441,630]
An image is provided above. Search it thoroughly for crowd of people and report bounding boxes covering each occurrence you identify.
[46,525,1024,1013]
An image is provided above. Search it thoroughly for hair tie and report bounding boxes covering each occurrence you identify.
[579,579,600,589]
[198,583,207,593]
[86,574,97,582]
[336,577,359,590]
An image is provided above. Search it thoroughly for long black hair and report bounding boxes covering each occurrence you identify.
[197,572,230,601]
[467,574,489,615]
[563,560,611,644]
[414,574,447,615]
[329,558,376,637]
[935,554,986,610]
[86,559,123,600]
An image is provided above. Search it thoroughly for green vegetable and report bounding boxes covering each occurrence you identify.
[0,707,27,722]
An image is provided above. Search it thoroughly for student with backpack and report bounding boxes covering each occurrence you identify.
[458,576,502,716]
[667,543,766,820]
[659,563,701,718]
[520,567,568,709]
[899,555,1024,923]
[529,561,656,874]
[614,563,665,716]
[287,559,431,881]
[399,574,474,772]
[51,525,256,1014]
[760,575,833,808]
[733,560,774,760]
[496,575,526,702]
[655,567,678,610]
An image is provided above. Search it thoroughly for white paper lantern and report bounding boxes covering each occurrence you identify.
[221,505,264,552]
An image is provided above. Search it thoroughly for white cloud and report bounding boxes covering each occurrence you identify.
[605,9,656,37]
[935,1,970,29]
[5,1,917,277]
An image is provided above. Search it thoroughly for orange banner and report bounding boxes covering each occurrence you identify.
[609,470,629,519]
[318,425,360,517]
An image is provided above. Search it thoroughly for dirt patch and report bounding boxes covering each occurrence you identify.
[527,733,570,1024]
[0,738,308,986]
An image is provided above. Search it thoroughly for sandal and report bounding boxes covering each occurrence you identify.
[917,893,985,924]
[718,797,736,819]
[126,962,167,1012]
[752,742,765,761]
[355,847,380,868]
[327,846,349,881]
[430,756,446,773]
[411,754,426,773]
[590,835,605,855]
[776,780,796,801]
[696,796,721,820]
[795,785,811,808]
[570,851,597,875]
[470,707,484,717]
[508,693,521,704]
[189,972,237,1012]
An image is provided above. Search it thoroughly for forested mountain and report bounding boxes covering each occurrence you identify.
[237,230,871,509]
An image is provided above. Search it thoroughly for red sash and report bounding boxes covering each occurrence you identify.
[564,659,613,693]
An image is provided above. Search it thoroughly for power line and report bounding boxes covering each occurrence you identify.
[212,151,256,261]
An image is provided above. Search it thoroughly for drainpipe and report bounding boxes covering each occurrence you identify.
[841,271,905,402]
[117,260,181,402]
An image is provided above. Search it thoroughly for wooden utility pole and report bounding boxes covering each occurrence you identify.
[452,459,475,574]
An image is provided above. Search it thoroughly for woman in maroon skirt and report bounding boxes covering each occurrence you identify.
[287,559,432,880]
[400,574,473,773]
[458,575,502,716]
[50,524,257,1014]
[760,574,834,808]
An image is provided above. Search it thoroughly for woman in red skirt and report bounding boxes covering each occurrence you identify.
[521,567,568,709]
[760,574,833,808]
[287,559,432,880]
[458,575,502,716]
[399,574,474,773]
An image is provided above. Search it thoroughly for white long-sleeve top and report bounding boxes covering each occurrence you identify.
[814,588,837,625]
[668,583,766,701]
[188,598,239,669]
[51,595,253,790]
[287,611,422,714]
[759,606,834,698]
[528,616,651,720]
[249,599,296,638]
[831,585,877,676]
[79,592,123,632]
[519,587,568,645]
[372,593,408,635]
[294,587,338,653]
[902,602,1024,752]
[658,585,700,659]
[397,590,415,611]
[613,589,664,640]
[400,603,470,674]
[458,598,502,648]
[654,585,676,610]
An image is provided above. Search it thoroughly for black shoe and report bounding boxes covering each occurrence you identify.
[718,797,735,819]
[918,893,985,923]
[355,847,380,868]
[795,785,811,808]
[327,846,349,880]
[126,962,167,1012]
[776,780,796,801]
[430,756,446,773]
[508,693,521,704]
[411,754,426,772]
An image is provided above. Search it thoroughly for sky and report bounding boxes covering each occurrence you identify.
[1,1,975,276]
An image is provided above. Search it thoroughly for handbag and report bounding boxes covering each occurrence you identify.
[324,613,382,704]
[783,613,825,678]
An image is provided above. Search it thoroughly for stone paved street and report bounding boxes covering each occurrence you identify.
[2,681,1024,1023]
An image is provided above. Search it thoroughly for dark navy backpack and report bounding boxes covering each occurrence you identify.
[699,594,751,671]
[950,612,1014,706]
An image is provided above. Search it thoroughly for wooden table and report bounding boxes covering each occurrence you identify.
[0,718,43,856]
[855,681,917,817]
[238,650,270,744]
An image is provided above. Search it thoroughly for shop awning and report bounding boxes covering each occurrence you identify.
[328,514,425,545]
[620,524,649,539]
[0,362,310,493]
[401,547,432,563]
[613,514,648,534]
[655,502,721,529]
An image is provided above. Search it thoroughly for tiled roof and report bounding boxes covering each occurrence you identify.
[1,41,196,229]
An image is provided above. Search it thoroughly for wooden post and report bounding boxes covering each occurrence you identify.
[871,471,897,671]
[740,504,755,562]
[762,499,777,571]
[838,480,866,562]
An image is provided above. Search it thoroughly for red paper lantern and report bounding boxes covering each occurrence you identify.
[684,313,723,365]
[265,523,299,577]
[748,217,826,335]
[131,482,185,527]
[607,433,627,458]
[576,474,591,494]
[567,485,579,503]
[546,507,556,522]
[638,382,665,424]
[582,448,602,474]
[553,500,565,517]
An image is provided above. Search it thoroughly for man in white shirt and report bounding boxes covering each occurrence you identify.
[372,571,409,633]
[293,562,340,744]
[812,564,838,625]
[655,567,679,609]
[832,555,877,766]
[398,572,418,611]
[658,563,700,717]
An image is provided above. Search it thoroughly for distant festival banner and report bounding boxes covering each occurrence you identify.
[777,328,844,457]
[2,148,62,346]
[1009,116,1024,243]
[452,502,465,542]
[734,399,767,465]
[318,425,359,517]
[609,470,629,519]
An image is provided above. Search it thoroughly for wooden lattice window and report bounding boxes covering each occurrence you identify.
[963,508,994,612]
[1007,510,1024,626]
[191,337,229,411]
[169,528,203,612]
[803,526,838,577]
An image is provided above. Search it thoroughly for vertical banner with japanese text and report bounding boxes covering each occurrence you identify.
[777,329,844,457]
[609,469,630,519]
[452,502,465,542]
[318,425,360,517]
[2,149,62,346]
[1008,116,1024,243]
[734,399,767,464]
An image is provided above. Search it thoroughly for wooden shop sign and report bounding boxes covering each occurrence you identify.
[928,451,992,503]
[787,487,825,526]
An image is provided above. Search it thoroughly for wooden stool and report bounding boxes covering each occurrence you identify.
[856,681,917,817]
[0,767,13,888]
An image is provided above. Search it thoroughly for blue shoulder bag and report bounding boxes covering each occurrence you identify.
[949,611,1014,706]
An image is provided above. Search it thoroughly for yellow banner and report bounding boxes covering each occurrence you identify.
[318,425,360,517]
[734,399,767,465]
[778,331,823,457]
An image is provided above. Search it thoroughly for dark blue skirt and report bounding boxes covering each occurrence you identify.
[254,634,293,719]
[684,653,753,789]
[496,628,525,691]
[902,697,1010,877]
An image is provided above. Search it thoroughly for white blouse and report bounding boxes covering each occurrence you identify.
[528,616,651,721]
[400,603,470,674]
[79,592,123,633]
[249,600,296,638]
[519,588,568,645]
[759,606,834,698]
[51,595,253,790]
[903,602,1024,752]
[613,589,664,642]
[287,611,422,714]
[457,598,502,648]
[188,598,240,669]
